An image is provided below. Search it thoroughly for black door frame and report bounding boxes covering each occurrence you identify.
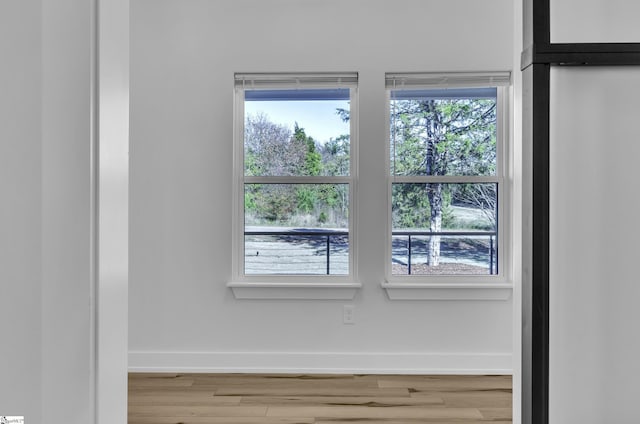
[522,1,640,423]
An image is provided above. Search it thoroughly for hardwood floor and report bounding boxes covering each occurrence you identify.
[129,373,512,423]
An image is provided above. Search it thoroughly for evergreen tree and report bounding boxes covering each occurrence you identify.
[391,96,496,265]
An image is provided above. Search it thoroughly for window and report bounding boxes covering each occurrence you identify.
[229,72,511,300]
[229,73,360,298]
[385,72,511,286]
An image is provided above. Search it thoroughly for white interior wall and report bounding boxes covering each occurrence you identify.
[511,0,524,422]
[0,1,42,421]
[96,1,130,422]
[41,0,94,421]
[548,1,640,423]
[129,0,515,373]
[549,68,640,424]
[550,0,640,42]
[0,1,96,422]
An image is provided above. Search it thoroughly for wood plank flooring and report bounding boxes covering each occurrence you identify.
[129,373,512,424]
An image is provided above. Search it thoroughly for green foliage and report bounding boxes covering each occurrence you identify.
[243,115,350,228]
[294,123,322,177]
[392,184,428,228]
[391,96,497,234]
[441,189,455,228]
[321,134,350,176]
[244,150,260,176]
[391,98,496,177]
[336,107,350,123]
[255,185,297,222]
[296,186,317,214]
[248,183,348,227]
[244,190,257,211]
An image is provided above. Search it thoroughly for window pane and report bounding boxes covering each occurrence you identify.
[390,88,497,176]
[391,183,498,275]
[244,89,350,177]
[244,183,349,275]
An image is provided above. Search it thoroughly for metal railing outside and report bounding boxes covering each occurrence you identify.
[244,229,497,275]
[392,230,497,275]
[245,230,348,275]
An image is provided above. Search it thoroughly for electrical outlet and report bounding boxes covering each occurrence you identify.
[343,305,355,324]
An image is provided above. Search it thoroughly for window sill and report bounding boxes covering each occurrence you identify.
[227,281,362,300]
[381,281,512,300]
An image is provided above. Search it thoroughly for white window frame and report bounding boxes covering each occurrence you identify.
[227,73,361,299]
[382,72,513,300]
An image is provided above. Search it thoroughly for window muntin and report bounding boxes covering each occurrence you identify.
[234,74,357,280]
[387,74,508,280]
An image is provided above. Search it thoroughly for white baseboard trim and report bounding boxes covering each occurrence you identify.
[129,351,512,375]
